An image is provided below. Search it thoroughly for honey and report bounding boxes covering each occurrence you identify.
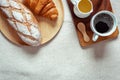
[78,0,92,13]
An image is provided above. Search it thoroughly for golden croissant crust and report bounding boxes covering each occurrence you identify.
[26,0,58,20]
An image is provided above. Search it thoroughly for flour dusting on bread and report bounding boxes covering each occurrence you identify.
[0,0,41,46]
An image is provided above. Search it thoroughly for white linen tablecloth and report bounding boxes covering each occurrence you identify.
[0,0,120,80]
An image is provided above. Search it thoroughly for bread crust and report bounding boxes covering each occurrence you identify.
[27,0,58,20]
[0,0,41,46]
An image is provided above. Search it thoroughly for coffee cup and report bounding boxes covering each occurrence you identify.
[90,10,117,42]
[71,0,93,18]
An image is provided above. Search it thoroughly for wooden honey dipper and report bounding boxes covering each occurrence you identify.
[77,22,90,42]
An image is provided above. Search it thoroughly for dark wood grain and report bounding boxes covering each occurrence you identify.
[67,0,119,47]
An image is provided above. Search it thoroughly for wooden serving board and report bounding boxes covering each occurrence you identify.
[67,0,119,47]
[0,0,64,45]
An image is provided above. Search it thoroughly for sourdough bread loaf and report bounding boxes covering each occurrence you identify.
[0,0,41,46]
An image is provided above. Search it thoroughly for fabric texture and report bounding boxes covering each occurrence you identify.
[0,0,120,80]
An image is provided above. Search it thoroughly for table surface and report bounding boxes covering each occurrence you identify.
[0,0,120,80]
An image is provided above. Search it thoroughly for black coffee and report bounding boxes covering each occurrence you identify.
[95,21,109,33]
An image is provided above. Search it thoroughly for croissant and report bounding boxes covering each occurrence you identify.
[26,0,58,20]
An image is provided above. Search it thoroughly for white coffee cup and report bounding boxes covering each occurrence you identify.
[71,0,93,18]
[90,10,117,42]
